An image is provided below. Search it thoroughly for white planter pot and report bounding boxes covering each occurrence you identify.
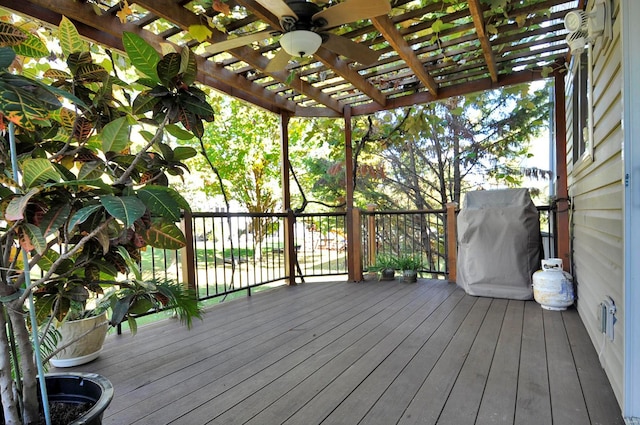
[50,312,109,368]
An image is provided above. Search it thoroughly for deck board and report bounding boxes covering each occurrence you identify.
[59,279,624,425]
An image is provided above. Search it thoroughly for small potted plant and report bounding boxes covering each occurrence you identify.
[396,254,423,283]
[370,254,397,281]
[0,16,212,424]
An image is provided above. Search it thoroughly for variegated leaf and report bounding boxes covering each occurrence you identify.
[58,16,86,56]
[20,223,46,255]
[12,32,49,58]
[22,158,61,187]
[144,218,186,249]
[122,31,160,83]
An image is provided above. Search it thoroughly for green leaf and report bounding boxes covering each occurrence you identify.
[21,223,46,255]
[101,116,131,153]
[179,47,197,86]
[144,218,186,249]
[78,161,105,180]
[100,195,146,228]
[173,146,197,160]
[157,53,181,87]
[132,92,159,115]
[188,24,213,43]
[117,246,141,280]
[541,66,553,78]
[58,16,86,56]
[178,91,215,120]
[39,203,71,237]
[122,31,160,82]
[431,19,444,33]
[0,47,16,69]
[22,158,62,187]
[165,124,194,140]
[137,186,181,221]
[110,294,134,326]
[68,204,103,230]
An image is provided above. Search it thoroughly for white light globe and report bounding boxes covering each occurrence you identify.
[280,31,322,57]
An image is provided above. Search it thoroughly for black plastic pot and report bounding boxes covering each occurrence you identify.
[44,373,114,425]
[379,268,396,281]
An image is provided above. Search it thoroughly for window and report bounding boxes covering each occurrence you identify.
[572,49,589,164]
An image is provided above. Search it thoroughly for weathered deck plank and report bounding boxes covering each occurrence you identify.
[59,279,624,425]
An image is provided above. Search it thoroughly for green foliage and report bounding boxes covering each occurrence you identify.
[98,279,203,333]
[370,254,398,271]
[0,17,208,423]
[396,254,423,271]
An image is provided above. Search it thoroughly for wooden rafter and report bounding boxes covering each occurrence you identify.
[0,0,576,117]
[134,0,344,114]
[4,0,294,113]
[468,0,499,82]
[372,15,439,95]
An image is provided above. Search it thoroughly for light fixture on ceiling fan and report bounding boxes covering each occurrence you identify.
[279,30,322,57]
[205,0,391,72]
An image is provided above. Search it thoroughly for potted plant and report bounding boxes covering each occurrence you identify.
[0,16,212,424]
[370,254,397,281]
[45,278,202,368]
[396,254,423,283]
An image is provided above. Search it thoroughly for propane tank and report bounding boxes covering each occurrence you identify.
[532,258,574,311]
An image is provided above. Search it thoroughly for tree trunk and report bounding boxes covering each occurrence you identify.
[7,303,40,424]
[0,306,21,425]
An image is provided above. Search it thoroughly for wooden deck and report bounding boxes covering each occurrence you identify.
[60,279,624,425]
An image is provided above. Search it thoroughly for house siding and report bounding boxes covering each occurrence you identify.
[566,0,624,407]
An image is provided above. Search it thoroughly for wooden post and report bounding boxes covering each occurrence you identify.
[180,209,197,291]
[280,112,297,285]
[554,72,571,269]
[446,202,458,283]
[367,204,377,267]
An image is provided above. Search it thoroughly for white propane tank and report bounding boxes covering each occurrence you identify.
[532,258,575,310]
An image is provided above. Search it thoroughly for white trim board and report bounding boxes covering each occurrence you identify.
[623,0,640,418]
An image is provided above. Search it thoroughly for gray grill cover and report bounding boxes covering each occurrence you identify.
[456,189,541,300]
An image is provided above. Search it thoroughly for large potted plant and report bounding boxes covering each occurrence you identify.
[46,278,202,368]
[0,16,212,424]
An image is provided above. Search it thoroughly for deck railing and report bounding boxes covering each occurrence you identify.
[137,205,556,302]
[360,207,449,278]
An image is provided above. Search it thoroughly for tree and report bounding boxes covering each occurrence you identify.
[365,83,552,209]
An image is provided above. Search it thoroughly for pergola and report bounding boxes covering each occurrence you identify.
[1,0,578,280]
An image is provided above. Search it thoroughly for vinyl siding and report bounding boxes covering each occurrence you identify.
[566,0,624,407]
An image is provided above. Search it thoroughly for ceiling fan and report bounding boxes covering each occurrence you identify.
[205,0,391,72]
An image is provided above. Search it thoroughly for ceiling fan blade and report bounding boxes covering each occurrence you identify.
[313,0,391,29]
[254,0,298,20]
[322,33,380,65]
[265,48,292,72]
[205,30,273,55]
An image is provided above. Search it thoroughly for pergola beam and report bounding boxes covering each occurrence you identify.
[468,0,499,83]
[372,14,439,95]
[134,0,344,114]
[5,0,293,113]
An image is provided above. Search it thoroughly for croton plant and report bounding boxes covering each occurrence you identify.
[0,16,211,424]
